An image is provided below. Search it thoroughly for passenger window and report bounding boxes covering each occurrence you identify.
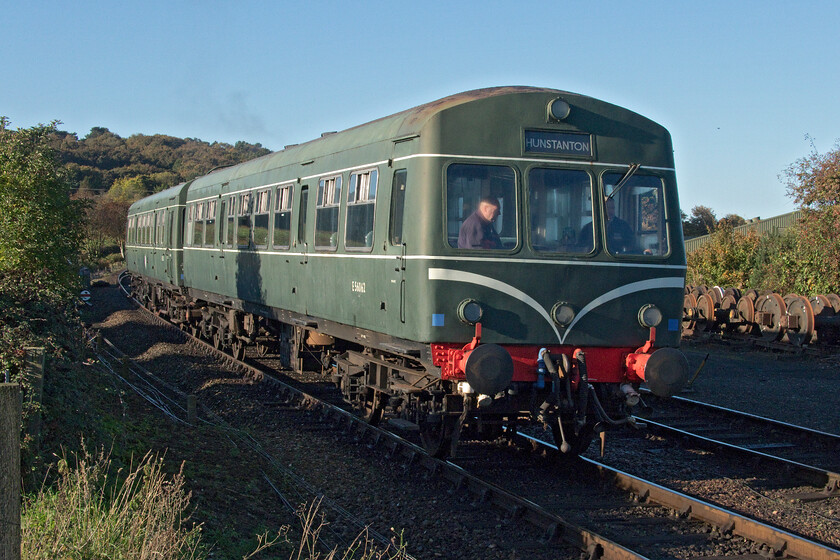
[315,176,341,250]
[602,173,669,256]
[237,193,252,247]
[273,184,293,249]
[218,202,225,245]
[345,169,377,251]
[253,190,270,247]
[390,169,407,245]
[226,198,236,247]
[298,186,309,245]
[204,200,217,247]
[193,202,205,246]
[529,168,593,254]
[447,164,517,250]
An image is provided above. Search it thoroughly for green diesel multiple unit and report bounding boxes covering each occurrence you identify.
[127,87,690,457]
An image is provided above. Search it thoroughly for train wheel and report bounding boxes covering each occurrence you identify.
[755,293,786,341]
[551,420,595,460]
[696,293,717,334]
[826,294,840,314]
[682,293,698,336]
[256,343,270,357]
[719,294,738,332]
[231,340,246,361]
[419,414,455,459]
[735,295,757,335]
[784,295,815,346]
[810,295,840,346]
[360,390,384,426]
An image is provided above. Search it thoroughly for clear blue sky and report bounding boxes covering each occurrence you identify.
[3,1,839,219]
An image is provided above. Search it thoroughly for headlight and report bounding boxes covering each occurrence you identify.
[457,299,484,324]
[549,98,571,120]
[638,304,663,328]
[551,302,575,327]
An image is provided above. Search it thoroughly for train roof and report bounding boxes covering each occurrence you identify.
[183,86,670,197]
[128,181,190,214]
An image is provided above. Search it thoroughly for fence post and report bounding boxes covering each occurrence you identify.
[23,348,45,448]
[1,383,22,560]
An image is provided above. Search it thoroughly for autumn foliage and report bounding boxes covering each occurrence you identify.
[688,141,840,294]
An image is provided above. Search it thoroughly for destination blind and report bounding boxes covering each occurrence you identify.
[524,130,593,157]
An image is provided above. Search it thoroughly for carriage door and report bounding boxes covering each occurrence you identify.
[163,209,173,282]
[389,169,408,325]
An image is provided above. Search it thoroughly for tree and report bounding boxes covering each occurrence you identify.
[782,140,840,292]
[107,175,149,203]
[682,205,718,238]
[0,118,87,293]
[720,213,746,227]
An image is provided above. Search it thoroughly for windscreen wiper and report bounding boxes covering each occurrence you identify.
[606,162,640,199]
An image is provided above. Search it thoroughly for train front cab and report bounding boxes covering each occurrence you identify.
[397,91,690,456]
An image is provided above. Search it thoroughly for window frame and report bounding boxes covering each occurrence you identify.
[203,199,217,248]
[272,183,294,250]
[525,165,596,256]
[253,189,271,248]
[237,193,252,248]
[444,161,519,252]
[599,169,672,258]
[344,168,378,252]
[315,175,342,251]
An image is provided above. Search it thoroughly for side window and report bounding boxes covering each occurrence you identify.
[126,217,133,244]
[298,186,309,245]
[315,176,341,250]
[253,190,270,247]
[193,202,205,246]
[446,164,517,250]
[226,197,236,247]
[529,168,593,254]
[390,169,407,245]
[273,184,293,249]
[163,210,171,248]
[237,193,252,247]
[345,169,377,251]
[602,173,669,256]
[218,201,226,245]
[155,210,166,247]
[204,200,217,247]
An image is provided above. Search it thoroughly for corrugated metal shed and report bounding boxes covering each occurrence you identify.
[684,210,802,253]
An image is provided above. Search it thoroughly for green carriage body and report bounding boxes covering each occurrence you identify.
[126,182,190,288]
[169,87,684,356]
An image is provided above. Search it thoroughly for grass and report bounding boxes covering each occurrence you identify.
[21,447,203,560]
[21,446,409,560]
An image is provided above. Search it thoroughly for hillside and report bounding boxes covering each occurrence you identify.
[49,127,271,195]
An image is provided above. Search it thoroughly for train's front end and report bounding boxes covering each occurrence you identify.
[416,88,689,457]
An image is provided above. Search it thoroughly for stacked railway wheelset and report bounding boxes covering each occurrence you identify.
[682,285,840,347]
[126,87,694,460]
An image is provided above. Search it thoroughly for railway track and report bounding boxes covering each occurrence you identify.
[635,391,840,496]
[110,275,840,559]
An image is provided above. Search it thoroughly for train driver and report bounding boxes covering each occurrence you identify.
[578,197,636,253]
[458,197,502,249]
